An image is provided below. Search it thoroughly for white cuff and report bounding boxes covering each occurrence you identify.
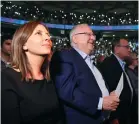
[97,97,103,110]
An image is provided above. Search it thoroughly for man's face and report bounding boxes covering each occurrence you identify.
[72,25,96,55]
[116,39,131,60]
[1,39,12,55]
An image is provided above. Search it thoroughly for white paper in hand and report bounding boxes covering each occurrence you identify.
[115,73,124,97]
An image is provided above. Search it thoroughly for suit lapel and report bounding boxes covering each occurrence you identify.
[70,48,102,93]
[111,54,123,72]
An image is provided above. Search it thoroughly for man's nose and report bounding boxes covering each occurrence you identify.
[90,35,96,41]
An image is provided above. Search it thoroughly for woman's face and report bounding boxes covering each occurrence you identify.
[24,24,52,56]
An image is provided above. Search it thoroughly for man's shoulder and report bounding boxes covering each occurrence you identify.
[53,48,76,57]
[1,60,7,70]
[52,47,77,62]
[55,47,73,54]
[1,67,17,77]
[103,54,117,63]
[99,54,118,70]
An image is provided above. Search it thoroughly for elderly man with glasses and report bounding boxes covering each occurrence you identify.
[50,24,119,124]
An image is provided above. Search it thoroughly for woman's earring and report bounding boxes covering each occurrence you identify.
[23,45,28,51]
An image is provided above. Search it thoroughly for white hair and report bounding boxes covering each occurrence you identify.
[69,24,89,47]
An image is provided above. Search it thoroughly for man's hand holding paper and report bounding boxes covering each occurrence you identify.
[103,93,120,111]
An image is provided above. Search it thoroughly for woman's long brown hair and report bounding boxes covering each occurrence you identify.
[11,21,52,81]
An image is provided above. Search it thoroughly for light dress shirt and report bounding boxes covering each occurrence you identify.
[73,47,109,110]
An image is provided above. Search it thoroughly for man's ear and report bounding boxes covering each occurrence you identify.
[72,35,77,44]
[115,46,120,54]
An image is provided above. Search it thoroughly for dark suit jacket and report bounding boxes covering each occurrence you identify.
[99,54,134,123]
[50,48,107,124]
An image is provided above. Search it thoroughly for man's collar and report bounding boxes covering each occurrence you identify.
[73,46,88,59]
[113,54,126,69]
[73,46,95,60]
[113,54,125,63]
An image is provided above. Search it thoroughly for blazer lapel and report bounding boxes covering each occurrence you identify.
[70,48,102,92]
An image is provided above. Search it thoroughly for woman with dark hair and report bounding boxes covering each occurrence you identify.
[1,21,65,124]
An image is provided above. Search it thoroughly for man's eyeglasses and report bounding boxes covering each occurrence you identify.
[74,32,96,37]
[117,45,131,49]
